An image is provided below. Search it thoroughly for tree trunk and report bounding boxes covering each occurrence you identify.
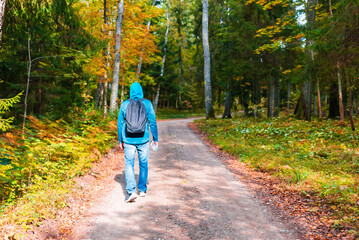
[120,49,126,106]
[329,81,339,118]
[0,0,5,42]
[94,82,103,108]
[343,71,348,115]
[103,0,109,117]
[202,0,214,119]
[268,78,275,118]
[329,0,333,17]
[287,82,290,114]
[313,95,317,117]
[109,0,124,113]
[23,30,31,132]
[243,89,250,117]
[154,0,170,112]
[302,78,311,121]
[317,81,322,118]
[154,84,161,112]
[222,78,232,118]
[104,81,108,117]
[273,55,280,117]
[177,13,183,110]
[348,75,353,116]
[294,93,303,117]
[337,62,344,122]
[254,70,261,117]
[273,75,279,117]
[302,0,317,121]
[136,0,157,80]
[99,78,104,109]
[95,0,110,110]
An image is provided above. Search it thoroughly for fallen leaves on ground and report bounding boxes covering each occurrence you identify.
[189,122,358,240]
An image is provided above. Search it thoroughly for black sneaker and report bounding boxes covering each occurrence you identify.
[126,193,138,203]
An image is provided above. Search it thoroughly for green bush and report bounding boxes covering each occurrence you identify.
[0,109,117,226]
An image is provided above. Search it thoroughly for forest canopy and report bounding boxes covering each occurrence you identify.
[0,0,359,123]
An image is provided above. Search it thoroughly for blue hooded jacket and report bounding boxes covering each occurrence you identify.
[117,82,158,145]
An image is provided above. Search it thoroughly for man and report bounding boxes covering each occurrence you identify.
[117,82,159,203]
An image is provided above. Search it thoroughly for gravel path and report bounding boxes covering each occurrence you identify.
[76,119,299,240]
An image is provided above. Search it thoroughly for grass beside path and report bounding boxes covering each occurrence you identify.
[156,108,205,120]
[195,117,359,235]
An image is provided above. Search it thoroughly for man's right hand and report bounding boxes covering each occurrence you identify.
[119,142,124,150]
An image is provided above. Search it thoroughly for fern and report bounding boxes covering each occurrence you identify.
[0,92,22,132]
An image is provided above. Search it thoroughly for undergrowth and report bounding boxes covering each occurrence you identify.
[156,108,205,119]
[0,108,117,231]
[196,117,359,233]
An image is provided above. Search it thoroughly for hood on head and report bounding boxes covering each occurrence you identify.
[130,82,144,100]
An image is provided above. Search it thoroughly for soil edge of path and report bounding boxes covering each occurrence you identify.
[188,121,357,240]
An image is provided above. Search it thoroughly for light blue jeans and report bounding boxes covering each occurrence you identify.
[124,142,149,194]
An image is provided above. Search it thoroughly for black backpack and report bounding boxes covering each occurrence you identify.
[125,98,147,136]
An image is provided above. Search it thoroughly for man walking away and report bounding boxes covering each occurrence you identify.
[117,82,159,203]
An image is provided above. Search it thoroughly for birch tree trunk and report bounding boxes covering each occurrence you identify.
[136,0,157,81]
[329,0,333,17]
[99,80,104,109]
[0,0,5,42]
[120,49,126,105]
[109,0,124,113]
[23,31,31,132]
[154,84,160,112]
[177,9,183,110]
[202,0,214,119]
[154,0,170,112]
[103,0,109,117]
[104,81,108,117]
[337,62,344,122]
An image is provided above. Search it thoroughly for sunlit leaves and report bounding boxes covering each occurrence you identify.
[245,0,289,10]
[0,93,22,132]
[75,0,162,87]
[0,110,117,226]
[252,9,300,54]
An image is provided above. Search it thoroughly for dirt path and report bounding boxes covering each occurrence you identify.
[74,119,301,240]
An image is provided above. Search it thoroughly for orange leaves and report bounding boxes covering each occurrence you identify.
[74,0,162,85]
[282,64,303,75]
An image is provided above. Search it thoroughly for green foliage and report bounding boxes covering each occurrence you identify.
[0,0,98,117]
[197,117,359,231]
[156,108,205,119]
[0,93,22,131]
[0,110,116,226]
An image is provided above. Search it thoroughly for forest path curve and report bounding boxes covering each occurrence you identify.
[74,118,299,240]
